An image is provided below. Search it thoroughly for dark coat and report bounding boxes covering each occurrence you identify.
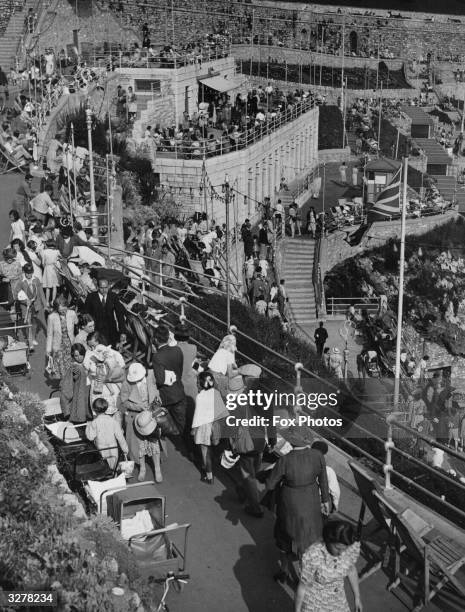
[266,447,329,555]
[152,344,185,406]
[83,290,126,346]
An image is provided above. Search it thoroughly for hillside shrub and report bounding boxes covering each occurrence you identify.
[0,387,151,611]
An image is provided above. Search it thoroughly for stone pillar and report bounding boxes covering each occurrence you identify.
[274,149,280,195]
[300,133,305,171]
[110,183,124,251]
[247,166,253,218]
[256,161,261,204]
[261,158,267,201]
[268,153,273,197]
[276,147,282,189]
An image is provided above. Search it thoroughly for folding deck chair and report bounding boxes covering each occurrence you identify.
[379,497,465,611]
[349,461,401,581]
[0,145,28,175]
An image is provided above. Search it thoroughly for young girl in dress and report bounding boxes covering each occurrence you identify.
[42,239,60,306]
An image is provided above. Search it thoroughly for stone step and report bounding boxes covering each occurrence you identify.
[283,259,314,265]
[289,295,315,309]
[290,296,316,303]
[282,250,314,257]
[283,273,312,281]
[285,283,313,290]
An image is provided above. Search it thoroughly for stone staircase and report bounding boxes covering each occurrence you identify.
[132,95,165,139]
[280,237,317,326]
[0,0,35,70]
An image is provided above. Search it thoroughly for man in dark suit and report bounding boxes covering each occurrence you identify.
[83,278,126,347]
[152,325,187,444]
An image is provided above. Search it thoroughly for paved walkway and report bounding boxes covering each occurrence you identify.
[300,318,362,377]
[2,171,462,611]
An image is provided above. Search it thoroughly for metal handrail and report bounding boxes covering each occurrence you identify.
[155,98,315,161]
[326,296,380,316]
[312,236,325,318]
[103,244,242,289]
[109,256,465,522]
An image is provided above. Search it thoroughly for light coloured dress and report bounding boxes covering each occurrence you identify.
[300,541,361,612]
[42,248,60,288]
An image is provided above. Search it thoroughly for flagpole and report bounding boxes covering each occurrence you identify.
[377,80,383,157]
[393,157,408,410]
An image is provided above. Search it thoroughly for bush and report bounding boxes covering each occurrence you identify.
[0,387,150,611]
[324,217,465,355]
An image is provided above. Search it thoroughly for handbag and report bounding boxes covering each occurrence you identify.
[45,355,59,379]
[118,454,135,478]
[151,403,179,437]
[220,449,240,469]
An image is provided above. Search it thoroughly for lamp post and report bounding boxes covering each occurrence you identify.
[224,174,231,329]
[85,105,98,236]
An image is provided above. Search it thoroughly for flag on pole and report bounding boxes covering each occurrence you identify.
[367,166,402,222]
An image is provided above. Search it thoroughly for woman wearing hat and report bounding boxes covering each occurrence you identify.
[192,370,229,484]
[87,343,125,421]
[46,295,78,379]
[175,322,198,432]
[265,428,330,585]
[208,334,238,398]
[227,372,268,517]
[120,362,160,461]
[134,410,164,482]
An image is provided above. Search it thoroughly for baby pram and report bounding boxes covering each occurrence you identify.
[0,286,31,376]
[44,419,118,489]
[106,482,190,580]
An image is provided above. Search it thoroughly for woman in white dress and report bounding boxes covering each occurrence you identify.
[208,334,238,398]
[41,239,61,306]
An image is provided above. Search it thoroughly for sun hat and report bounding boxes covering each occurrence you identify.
[134,410,157,436]
[105,402,119,416]
[238,364,262,378]
[127,362,146,383]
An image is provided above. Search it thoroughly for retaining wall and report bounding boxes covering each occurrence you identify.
[321,210,459,275]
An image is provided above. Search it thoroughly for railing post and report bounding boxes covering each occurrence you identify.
[159,261,163,297]
[179,296,186,320]
[384,414,395,490]
[293,362,304,416]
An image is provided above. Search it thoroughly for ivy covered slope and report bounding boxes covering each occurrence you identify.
[162,293,322,378]
[0,389,158,611]
[324,217,465,355]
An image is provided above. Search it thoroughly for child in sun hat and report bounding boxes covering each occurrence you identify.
[134,410,164,482]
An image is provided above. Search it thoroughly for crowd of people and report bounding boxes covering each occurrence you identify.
[100,0,437,63]
[134,85,314,159]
